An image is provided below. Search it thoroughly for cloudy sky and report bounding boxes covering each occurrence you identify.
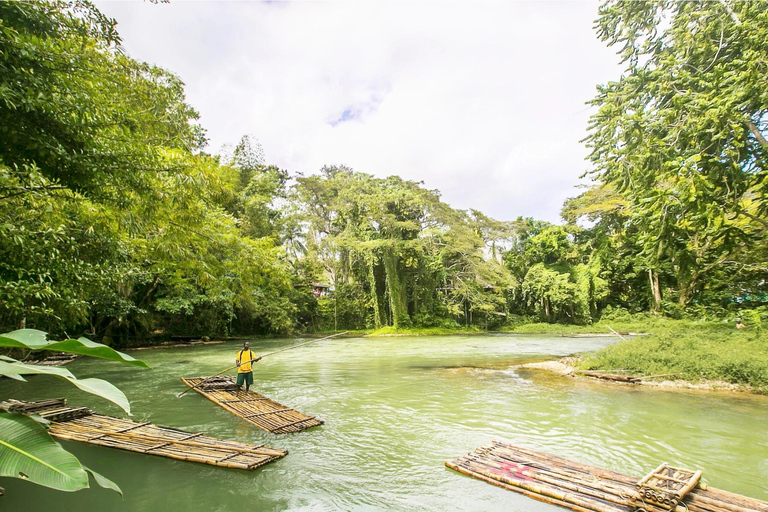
[95,1,622,223]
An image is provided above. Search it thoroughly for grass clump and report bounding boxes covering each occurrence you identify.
[580,321,768,393]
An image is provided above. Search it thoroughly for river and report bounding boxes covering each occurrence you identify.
[1,334,767,511]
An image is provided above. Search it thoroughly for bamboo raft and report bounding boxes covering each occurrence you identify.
[1,399,287,470]
[181,376,324,434]
[447,441,768,512]
[25,352,81,366]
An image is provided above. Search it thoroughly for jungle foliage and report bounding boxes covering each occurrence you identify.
[0,1,766,342]
[581,0,768,313]
[0,2,295,344]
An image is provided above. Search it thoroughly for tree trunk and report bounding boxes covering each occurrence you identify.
[649,269,662,314]
[678,275,698,307]
[383,249,407,328]
[368,261,382,329]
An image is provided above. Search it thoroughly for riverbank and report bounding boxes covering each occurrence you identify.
[521,358,752,393]
[517,319,767,394]
[363,326,485,337]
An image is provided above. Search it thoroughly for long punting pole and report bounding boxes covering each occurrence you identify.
[177,331,349,398]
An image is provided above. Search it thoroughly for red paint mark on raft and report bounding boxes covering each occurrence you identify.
[492,461,534,482]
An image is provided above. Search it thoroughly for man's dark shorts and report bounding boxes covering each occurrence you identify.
[236,371,254,387]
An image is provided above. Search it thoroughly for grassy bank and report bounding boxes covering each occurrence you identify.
[576,321,768,393]
[364,326,484,337]
[498,316,699,335]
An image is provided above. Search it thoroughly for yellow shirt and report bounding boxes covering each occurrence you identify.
[237,349,256,373]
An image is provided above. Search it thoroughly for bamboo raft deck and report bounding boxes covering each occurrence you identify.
[447,441,768,512]
[1,399,287,470]
[25,352,81,366]
[181,376,324,434]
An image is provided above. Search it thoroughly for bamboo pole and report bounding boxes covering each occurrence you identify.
[606,325,629,343]
[490,443,637,484]
[177,331,348,397]
[687,492,768,512]
[481,449,637,500]
[456,459,626,512]
[259,331,349,358]
[691,487,768,512]
[447,460,599,512]
[577,371,640,383]
[466,454,637,509]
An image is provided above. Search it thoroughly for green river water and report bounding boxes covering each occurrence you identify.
[1,334,767,511]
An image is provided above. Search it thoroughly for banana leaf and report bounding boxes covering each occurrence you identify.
[0,330,149,369]
[0,413,121,494]
[0,360,131,414]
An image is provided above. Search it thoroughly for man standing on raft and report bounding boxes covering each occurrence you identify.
[236,341,261,393]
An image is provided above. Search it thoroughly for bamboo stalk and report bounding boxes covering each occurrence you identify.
[458,459,626,512]
[691,487,768,512]
[490,443,637,484]
[447,460,601,512]
[577,371,640,383]
[484,446,633,486]
[687,492,768,512]
[467,454,637,508]
[481,451,638,502]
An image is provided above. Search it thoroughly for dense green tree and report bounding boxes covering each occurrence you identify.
[0,1,203,201]
[585,0,767,307]
[291,167,514,330]
[0,2,296,340]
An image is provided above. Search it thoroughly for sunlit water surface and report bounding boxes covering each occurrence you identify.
[1,334,767,511]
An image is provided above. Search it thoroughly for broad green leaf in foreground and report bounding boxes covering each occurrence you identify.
[0,360,131,414]
[0,330,149,368]
[0,413,122,495]
[0,412,89,492]
[84,467,123,497]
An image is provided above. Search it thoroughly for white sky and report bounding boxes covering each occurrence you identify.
[95,1,622,224]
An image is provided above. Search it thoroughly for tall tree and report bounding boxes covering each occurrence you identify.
[585,0,767,306]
